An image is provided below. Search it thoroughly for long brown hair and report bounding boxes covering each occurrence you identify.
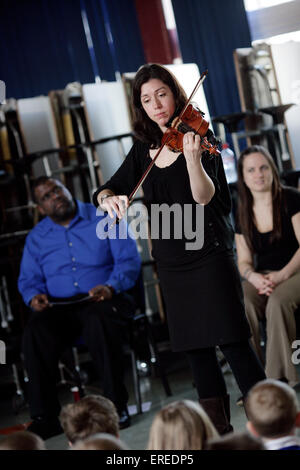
[237,145,283,253]
[131,63,187,148]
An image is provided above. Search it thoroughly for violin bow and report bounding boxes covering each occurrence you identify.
[109,139,171,228]
[176,69,208,122]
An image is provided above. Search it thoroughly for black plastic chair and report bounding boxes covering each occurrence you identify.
[0,331,28,414]
[58,271,172,413]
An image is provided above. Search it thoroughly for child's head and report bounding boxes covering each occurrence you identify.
[147,399,219,450]
[246,379,300,439]
[71,433,128,450]
[59,394,119,445]
[0,431,45,450]
[205,431,265,450]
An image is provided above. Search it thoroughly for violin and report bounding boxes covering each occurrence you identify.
[161,70,219,156]
[162,103,219,156]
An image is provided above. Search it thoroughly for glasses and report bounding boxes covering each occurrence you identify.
[40,186,63,203]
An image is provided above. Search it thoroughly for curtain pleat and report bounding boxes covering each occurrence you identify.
[171,0,252,118]
[0,0,145,99]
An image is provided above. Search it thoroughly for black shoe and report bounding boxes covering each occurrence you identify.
[27,416,63,440]
[118,409,131,430]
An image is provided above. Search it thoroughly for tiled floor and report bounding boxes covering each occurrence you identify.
[1,349,300,450]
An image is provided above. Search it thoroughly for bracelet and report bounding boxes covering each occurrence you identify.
[99,194,111,207]
[243,268,253,281]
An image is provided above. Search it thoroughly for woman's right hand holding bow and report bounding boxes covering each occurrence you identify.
[97,192,129,220]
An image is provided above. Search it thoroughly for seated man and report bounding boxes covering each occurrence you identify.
[18,176,141,439]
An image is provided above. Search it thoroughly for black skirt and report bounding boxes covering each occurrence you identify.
[157,251,251,352]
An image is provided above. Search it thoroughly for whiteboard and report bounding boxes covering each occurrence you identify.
[17,96,60,176]
[82,82,133,182]
[165,63,211,126]
[271,41,300,168]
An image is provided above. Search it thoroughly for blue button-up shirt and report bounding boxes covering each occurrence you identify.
[18,201,141,305]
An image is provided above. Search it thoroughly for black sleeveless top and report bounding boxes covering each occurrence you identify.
[235,186,300,271]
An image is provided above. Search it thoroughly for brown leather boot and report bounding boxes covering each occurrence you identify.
[199,394,234,435]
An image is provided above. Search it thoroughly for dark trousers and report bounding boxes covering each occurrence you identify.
[22,294,134,419]
[186,340,266,399]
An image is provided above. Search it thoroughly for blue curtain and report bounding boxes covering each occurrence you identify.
[0,0,94,99]
[171,0,252,119]
[84,0,145,82]
[0,0,145,100]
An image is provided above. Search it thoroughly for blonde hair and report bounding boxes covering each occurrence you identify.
[71,433,128,450]
[246,379,299,438]
[147,399,219,450]
[0,431,45,450]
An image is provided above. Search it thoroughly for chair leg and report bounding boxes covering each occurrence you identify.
[58,361,67,384]
[11,363,27,414]
[146,321,172,397]
[58,348,85,398]
[130,349,142,414]
[71,347,85,398]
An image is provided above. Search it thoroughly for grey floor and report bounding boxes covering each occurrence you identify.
[1,349,300,450]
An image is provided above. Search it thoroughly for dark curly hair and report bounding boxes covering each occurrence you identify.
[131,64,187,148]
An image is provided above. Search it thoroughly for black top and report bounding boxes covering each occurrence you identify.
[235,186,300,271]
[93,140,251,350]
[93,140,235,267]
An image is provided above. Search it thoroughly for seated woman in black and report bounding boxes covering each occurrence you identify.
[235,145,300,387]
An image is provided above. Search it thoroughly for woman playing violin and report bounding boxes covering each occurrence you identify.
[93,64,265,434]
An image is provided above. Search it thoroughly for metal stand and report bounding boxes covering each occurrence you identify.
[213,112,249,158]
[213,105,294,173]
[0,276,14,329]
[258,104,294,172]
